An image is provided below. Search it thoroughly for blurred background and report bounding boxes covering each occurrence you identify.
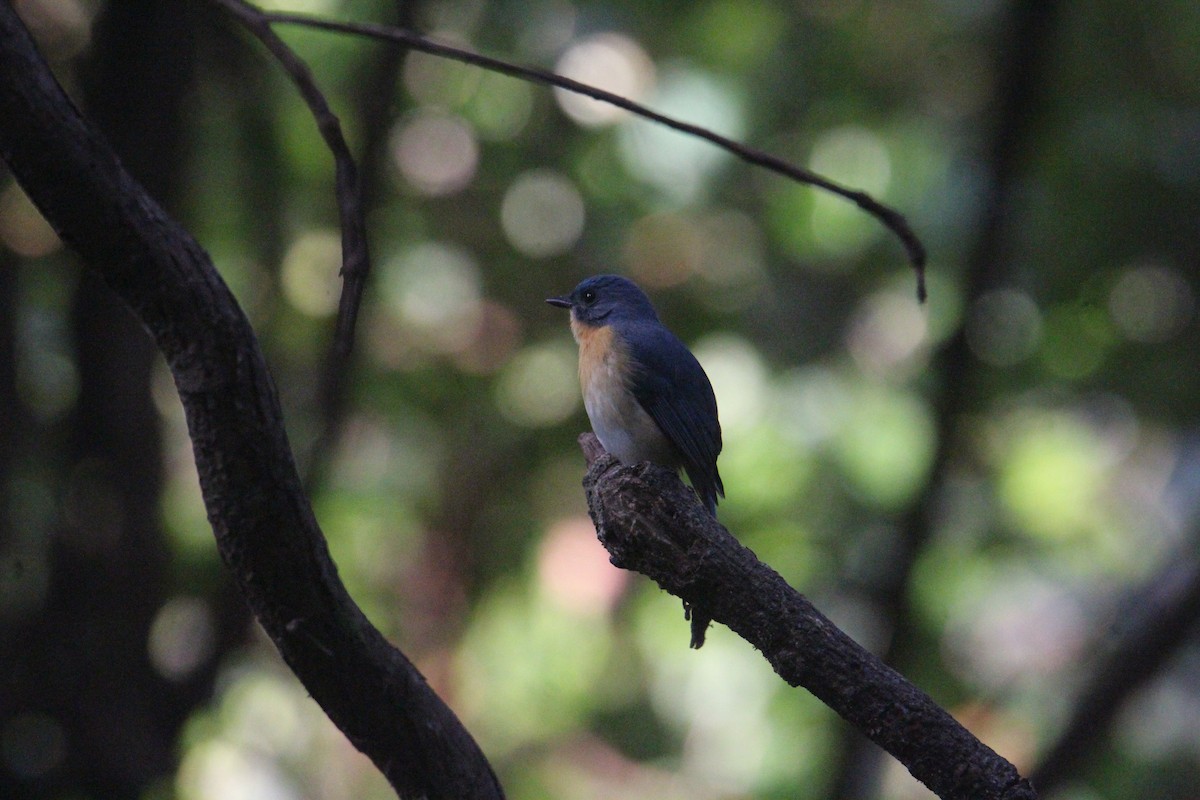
[2,0,1198,798]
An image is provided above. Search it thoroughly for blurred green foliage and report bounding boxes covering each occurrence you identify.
[3,0,1199,798]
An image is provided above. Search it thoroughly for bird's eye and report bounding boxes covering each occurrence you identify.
[581,289,597,304]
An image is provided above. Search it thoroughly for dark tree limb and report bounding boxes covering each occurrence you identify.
[0,6,501,799]
[579,433,1037,800]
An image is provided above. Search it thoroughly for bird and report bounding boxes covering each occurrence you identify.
[547,275,724,516]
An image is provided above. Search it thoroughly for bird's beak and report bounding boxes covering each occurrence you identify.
[545,295,572,309]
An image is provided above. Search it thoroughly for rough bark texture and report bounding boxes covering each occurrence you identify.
[581,434,1037,800]
[0,6,503,799]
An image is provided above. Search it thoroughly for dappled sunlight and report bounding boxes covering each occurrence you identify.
[9,0,1200,796]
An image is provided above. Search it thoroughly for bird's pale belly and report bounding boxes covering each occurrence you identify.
[584,384,677,466]
[575,321,678,467]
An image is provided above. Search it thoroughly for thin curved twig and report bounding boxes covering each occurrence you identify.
[260,8,927,300]
[212,0,371,356]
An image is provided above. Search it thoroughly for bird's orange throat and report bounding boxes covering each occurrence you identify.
[572,319,620,389]
[568,314,598,345]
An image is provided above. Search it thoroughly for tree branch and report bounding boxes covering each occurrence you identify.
[211,0,371,358]
[0,6,500,799]
[255,6,927,300]
[579,433,1036,800]
[302,0,414,495]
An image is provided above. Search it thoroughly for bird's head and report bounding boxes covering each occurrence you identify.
[546,274,660,327]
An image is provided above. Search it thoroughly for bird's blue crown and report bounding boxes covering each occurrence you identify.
[560,274,660,326]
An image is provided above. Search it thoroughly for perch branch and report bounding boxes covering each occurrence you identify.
[0,7,500,799]
[579,433,1035,800]
[254,6,927,300]
[212,0,371,357]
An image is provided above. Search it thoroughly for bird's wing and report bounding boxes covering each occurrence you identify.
[624,323,724,512]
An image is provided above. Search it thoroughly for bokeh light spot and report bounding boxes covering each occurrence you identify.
[833,384,935,509]
[465,72,534,141]
[178,740,297,800]
[16,335,77,425]
[1039,305,1113,380]
[692,335,767,436]
[378,241,482,355]
[554,33,655,127]
[624,212,703,288]
[618,67,744,202]
[807,126,892,256]
[402,35,478,106]
[391,111,479,196]
[452,300,524,375]
[995,411,1111,542]
[693,210,768,309]
[148,595,216,682]
[1108,262,1194,343]
[538,517,628,615]
[495,341,580,427]
[280,230,341,318]
[847,290,929,377]
[500,169,585,258]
